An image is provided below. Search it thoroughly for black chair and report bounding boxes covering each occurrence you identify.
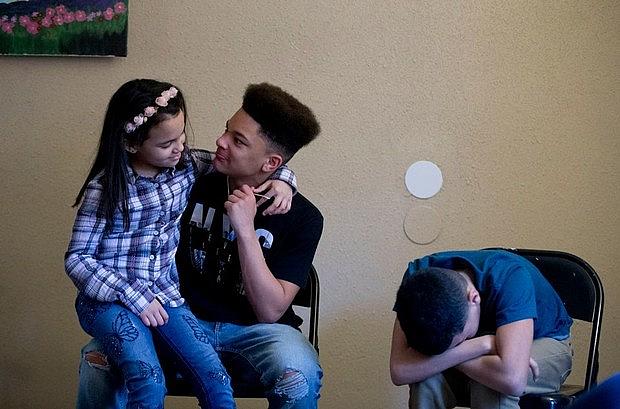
[165,265,320,398]
[503,248,604,409]
[454,248,604,409]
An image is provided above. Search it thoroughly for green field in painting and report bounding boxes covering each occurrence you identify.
[0,13,127,56]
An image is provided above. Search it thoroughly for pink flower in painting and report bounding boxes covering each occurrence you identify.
[55,5,67,15]
[114,2,127,14]
[25,21,39,35]
[1,15,7,22]
[19,15,30,26]
[75,10,87,22]
[63,12,75,23]
[53,15,64,26]
[32,12,40,18]
[41,17,53,28]
[103,8,114,21]
[11,16,17,23]
[1,22,13,34]
[46,8,55,18]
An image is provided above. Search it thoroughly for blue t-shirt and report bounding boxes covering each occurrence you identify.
[403,250,572,340]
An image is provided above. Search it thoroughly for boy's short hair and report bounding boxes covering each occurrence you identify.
[394,267,469,355]
[242,83,320,161]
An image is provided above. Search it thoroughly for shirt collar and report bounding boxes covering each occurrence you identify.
[126,165,176,184]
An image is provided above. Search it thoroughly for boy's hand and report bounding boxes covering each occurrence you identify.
[225,185,258,236]
[139,299,169,327]
[254,180,292,216]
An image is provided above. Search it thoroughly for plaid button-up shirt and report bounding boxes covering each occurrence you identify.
[65,149,296,315]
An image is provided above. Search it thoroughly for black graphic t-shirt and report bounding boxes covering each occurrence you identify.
[177,172,323,328]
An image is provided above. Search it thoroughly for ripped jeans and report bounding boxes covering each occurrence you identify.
[77,320,322,409]
[75,293,235,409]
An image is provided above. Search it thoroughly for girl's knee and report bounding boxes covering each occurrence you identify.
[122,360,166,400]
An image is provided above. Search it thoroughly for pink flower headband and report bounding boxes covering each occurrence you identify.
[124,86,179,133]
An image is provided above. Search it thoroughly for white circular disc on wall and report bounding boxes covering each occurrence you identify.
[405,161,443,199]
[403,205,441,245]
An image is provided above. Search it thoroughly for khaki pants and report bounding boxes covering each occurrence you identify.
[409,337,572,409]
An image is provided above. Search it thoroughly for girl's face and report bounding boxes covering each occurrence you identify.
[130,111,186,177]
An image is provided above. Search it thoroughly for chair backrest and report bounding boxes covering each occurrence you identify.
[292,265,320,353]
[501,248,604,390]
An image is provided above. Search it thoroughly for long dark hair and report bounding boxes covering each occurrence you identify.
[73,79,189,229]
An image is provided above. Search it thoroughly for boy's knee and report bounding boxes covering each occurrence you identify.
[273,369,310,402]
[83,350,111,371]
[409,373,457,409]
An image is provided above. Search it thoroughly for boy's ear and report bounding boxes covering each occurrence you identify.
[261,153,283,173]
[467,288,481,305]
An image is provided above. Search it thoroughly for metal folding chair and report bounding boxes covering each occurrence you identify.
[453,248,604,408]
[509,249,604,409]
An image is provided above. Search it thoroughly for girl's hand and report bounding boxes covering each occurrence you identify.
[139,299,169,327]
[254,180,293,216]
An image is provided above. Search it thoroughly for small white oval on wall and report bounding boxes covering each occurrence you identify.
[403,205,441,245]
[405,160,443,199]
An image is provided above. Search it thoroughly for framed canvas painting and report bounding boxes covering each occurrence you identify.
[0,0,128,56]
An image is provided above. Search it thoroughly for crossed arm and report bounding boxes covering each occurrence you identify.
[390,317,535,396]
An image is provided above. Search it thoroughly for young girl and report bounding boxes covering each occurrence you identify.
[65,79,296,408]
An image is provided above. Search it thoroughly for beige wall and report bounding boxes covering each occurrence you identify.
[1,1,618,408]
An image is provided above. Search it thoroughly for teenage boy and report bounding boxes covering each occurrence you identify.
[390,249,573,409]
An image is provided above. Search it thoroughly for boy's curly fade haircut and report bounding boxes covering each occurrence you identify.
[242,83,320,162]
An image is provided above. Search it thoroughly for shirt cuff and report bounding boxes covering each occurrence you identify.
[270,165,298,194]
[119,281,156,315]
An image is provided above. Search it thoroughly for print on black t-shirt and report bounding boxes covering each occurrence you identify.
[188,205,246,296]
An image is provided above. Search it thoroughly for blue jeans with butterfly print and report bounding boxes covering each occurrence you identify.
[75,293,235,409]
